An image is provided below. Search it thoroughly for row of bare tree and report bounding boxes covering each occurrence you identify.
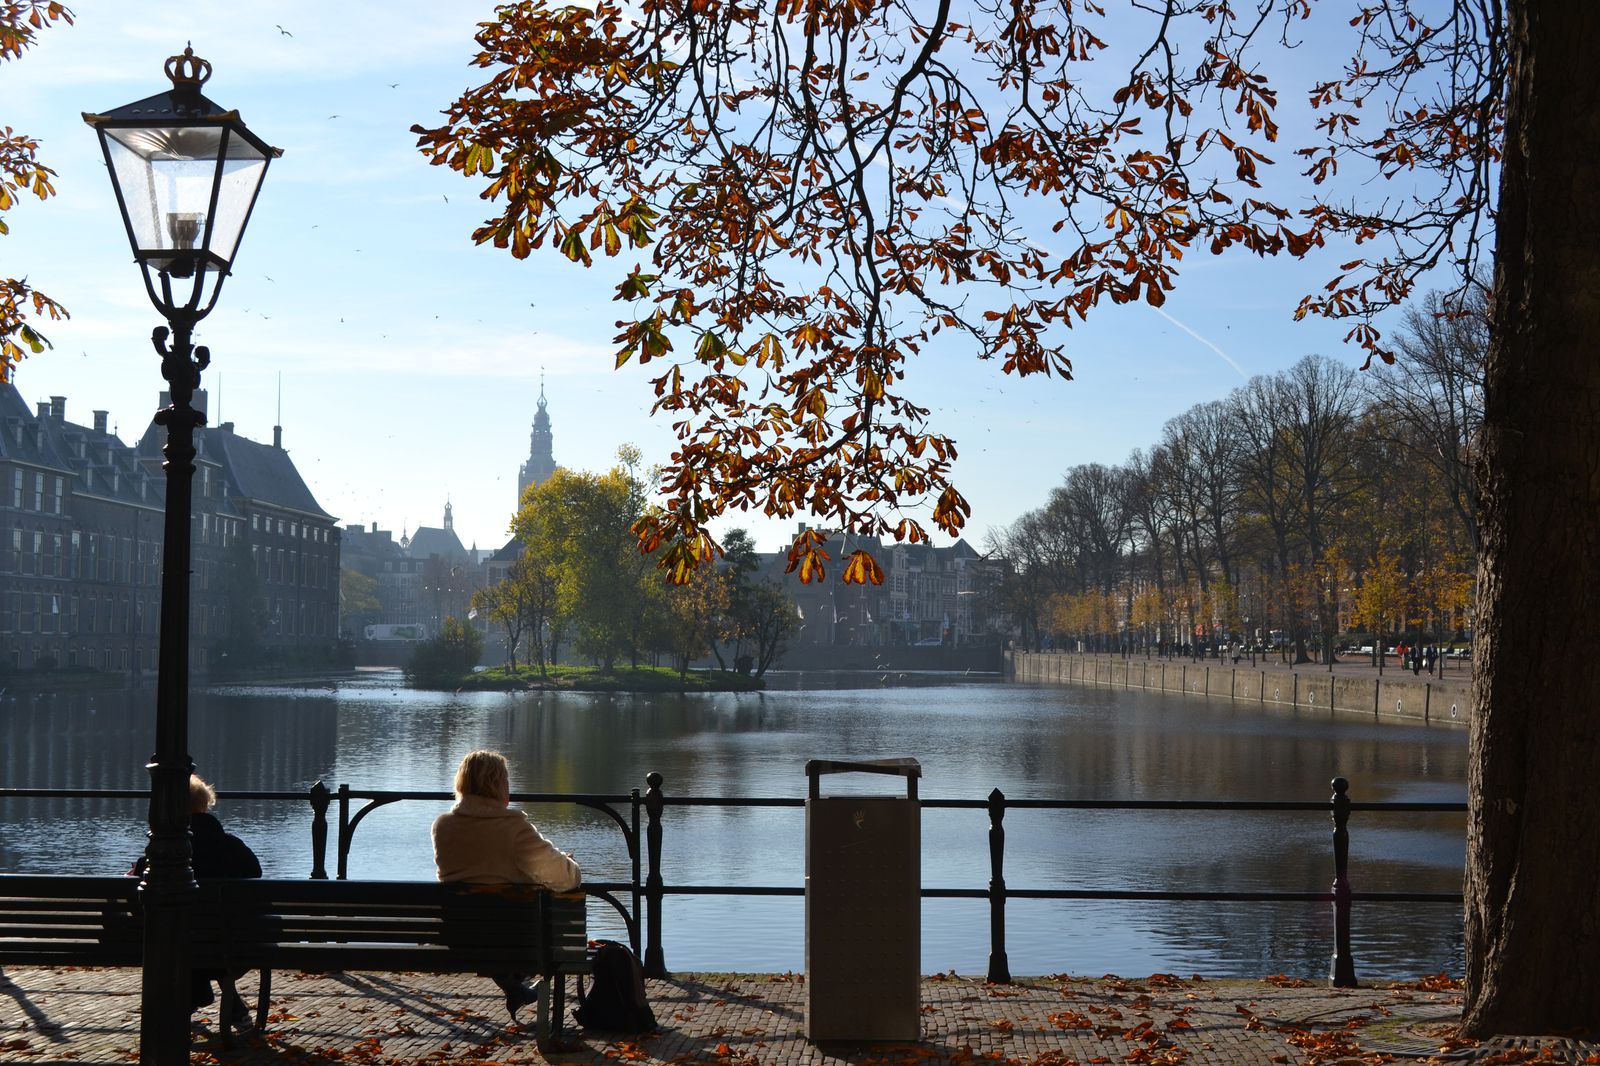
[986,290,1486,662]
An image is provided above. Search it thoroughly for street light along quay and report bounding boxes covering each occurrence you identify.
[83,46,280,1065]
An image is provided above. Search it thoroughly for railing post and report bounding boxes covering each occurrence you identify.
[1329,777,1358,987]
[308,781,331,880]
[336,783,352,881]
[986,788,1011,983]
[630,786,644,959]
[643,772,667,978]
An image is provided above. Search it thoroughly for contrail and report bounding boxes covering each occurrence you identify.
[1151,306,1249,380]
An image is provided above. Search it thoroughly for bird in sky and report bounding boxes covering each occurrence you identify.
[276,25,292,36]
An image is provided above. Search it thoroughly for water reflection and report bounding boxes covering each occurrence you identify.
[0,672,1466,978]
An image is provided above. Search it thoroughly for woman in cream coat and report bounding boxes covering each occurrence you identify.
[433,749,581,1020]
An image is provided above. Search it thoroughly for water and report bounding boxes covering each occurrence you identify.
[0,670,1468,979]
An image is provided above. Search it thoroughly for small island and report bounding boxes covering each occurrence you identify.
[437,664,765,693]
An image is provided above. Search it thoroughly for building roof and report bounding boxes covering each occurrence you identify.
[407,525,467,562]
[2,384,162,509]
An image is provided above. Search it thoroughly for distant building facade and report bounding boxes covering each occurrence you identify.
[765,526,990,647]
[342,503,474,639]
[1,384,339,676]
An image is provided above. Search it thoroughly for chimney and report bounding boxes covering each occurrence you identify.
[371,522,378,533]
[219,422,235,433]
[36,401,49,418]
[273,425,282,449]
[93,410,108,433]
[50,396,65,421]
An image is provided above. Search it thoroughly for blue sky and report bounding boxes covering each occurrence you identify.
[4,1,1389,557]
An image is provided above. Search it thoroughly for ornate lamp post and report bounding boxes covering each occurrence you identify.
[84,47,279,1065]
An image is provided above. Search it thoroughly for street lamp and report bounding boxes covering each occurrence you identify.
[84,46,279,1065]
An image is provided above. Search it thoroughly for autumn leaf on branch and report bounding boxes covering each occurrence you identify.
[417,0,1502,580]
[1,2,73,381]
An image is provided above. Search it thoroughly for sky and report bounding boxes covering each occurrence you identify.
[3,1,1397,557]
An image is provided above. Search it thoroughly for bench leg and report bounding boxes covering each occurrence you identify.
[257,969,273,1031]
[552,973,567,1039]
[534,976,551,1047]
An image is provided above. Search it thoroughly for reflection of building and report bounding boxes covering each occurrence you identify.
[1,384,338,675]
[765,525,986,647]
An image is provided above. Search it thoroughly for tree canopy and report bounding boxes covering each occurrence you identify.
[415,0,1500,583]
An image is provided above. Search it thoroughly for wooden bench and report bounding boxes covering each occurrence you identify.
[0,875,589,1047]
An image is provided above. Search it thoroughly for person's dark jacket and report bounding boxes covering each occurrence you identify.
[128,812,261,880]
[189,812,261,879]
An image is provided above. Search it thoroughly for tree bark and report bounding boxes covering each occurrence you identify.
[1463,0,1600,1036]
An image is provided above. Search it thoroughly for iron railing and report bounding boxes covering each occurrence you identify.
[0,776,1466,986]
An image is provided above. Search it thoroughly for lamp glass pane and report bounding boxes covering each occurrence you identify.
[101,124,269,269]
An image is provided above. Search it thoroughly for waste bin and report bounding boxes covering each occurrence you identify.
[804,757,921,1042]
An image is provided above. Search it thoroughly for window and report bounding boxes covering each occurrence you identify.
[52,476,63,513]
[10,469,21,508]
[33,472,44,510]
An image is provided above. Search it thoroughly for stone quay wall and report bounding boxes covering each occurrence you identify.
[1008,651,1469,727]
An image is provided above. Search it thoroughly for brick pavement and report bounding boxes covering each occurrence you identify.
[3,967,1595,1066]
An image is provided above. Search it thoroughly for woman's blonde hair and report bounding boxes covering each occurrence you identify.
[454,750,510,800]
[189,774,217,813]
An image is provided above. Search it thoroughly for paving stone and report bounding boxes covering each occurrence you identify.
[1,968,1594,1065]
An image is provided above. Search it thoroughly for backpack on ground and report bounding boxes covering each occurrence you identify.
[575,939,656,1033]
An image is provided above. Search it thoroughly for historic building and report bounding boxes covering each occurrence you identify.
[154,415,342,665]
[515,382,557,509]
[1,384,339,676]
[766,526,988,647]
[341,503,474,639]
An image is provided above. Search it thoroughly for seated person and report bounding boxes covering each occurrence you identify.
[131,774,261,1025]
[432,749,580,1021]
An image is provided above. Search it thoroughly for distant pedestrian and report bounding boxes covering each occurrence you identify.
[1411,645,1423,675]
[1424,645,1437,676]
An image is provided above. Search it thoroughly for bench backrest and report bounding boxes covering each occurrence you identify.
[0,875,142,966]
[0,875,587,975]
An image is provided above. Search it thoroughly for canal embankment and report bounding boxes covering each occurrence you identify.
[1008,650,1470,726]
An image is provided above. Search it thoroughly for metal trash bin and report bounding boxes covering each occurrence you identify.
[804,757,921,1042]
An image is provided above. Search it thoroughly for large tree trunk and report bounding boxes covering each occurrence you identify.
[1463,1,1600,1036]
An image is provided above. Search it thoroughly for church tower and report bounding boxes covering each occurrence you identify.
[517,380,557,507]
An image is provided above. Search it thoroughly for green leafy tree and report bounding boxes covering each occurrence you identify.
[743,580,797,679]
[513,453,657,672]
[0,2,70,380]
[405,615,484,688]
[471,573,529,671]
[662,564,729,680]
